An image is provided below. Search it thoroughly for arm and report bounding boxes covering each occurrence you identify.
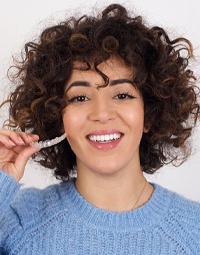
[0,170,21,212]
[0,130,40,253]
[0,172,20,253]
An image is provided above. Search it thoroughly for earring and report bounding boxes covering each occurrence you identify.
[30,133,66,148]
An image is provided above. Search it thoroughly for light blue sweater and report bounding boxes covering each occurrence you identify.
[0,170,200,254]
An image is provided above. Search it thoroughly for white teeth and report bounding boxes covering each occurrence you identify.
[89,133,122,142]
[105,135,109,141]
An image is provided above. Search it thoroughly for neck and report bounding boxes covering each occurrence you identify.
[75,166,153,212]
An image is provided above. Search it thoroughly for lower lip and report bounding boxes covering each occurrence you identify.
[87,136,123,150]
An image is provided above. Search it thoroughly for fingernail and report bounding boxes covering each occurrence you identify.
[27,135,33,141]
[18,137,25,144]
[9,140,16,146]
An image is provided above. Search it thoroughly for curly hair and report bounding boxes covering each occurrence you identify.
[3,4,199,180]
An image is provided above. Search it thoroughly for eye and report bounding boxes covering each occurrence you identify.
[114,92,136,100]
[68,95,89,103]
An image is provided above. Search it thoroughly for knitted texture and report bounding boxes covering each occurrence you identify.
[0,170,199,254]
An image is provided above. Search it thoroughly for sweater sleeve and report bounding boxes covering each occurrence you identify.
[0,170,21,211]
[0,170,22,253]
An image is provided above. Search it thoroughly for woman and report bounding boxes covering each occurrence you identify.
[0,4,199,254]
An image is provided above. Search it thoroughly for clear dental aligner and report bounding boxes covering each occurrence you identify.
[30,133,66,148]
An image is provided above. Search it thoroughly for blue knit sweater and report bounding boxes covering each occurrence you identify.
[0,171,200,254]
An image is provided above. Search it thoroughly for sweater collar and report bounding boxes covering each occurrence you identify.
[62,179,172,231]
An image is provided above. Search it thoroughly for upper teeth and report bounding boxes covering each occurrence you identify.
[88,133,121,142]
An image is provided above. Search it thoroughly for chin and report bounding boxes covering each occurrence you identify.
[90,163,130,177]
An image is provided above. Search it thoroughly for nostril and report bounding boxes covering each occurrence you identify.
[89,112,116,123]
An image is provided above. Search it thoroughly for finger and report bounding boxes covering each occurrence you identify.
[0,131,39,149]
[0,133,18,148]
[7,131,39,146]
[0,145,40,182]
[13,145,41,181]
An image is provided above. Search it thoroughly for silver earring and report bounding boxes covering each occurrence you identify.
[30,133,66,148]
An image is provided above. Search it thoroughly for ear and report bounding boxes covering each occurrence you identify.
[60,122,65,134]
[143,126,150,133]
[143,122,151,133]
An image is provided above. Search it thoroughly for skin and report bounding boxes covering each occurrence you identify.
[63,55,154,212]
[0,130,40,181]
[0,55,154,212]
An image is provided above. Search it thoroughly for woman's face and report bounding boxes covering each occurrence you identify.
[63,56,146,176]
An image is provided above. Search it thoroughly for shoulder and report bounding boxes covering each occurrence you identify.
[153,182,200,214]
[0,175,75,252]
[160,184,200,218]
[168,187,200,231]
[12,180,72,219]
[153,183,200,251]
[147,183,200,228]
[3,178,75,229]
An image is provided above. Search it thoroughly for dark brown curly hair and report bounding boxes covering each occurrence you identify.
[2,4,199,180]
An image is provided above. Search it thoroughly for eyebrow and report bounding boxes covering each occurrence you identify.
[110,79,133,86]
[65,79,133,93]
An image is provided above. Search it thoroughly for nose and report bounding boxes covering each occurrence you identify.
[89,95,116,123]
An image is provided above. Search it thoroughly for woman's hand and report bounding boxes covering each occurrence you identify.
[0,129,40,182]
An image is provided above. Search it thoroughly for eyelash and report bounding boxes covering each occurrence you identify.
[67,91,136,103]
[67,94,89,103]
[114,92,136,100]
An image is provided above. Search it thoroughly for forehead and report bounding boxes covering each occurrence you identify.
[71,55,134,80]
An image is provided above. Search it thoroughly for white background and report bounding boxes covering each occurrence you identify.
[0,0,199,202]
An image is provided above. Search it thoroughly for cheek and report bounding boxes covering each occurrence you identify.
[126,105,145,130]
[62,108,85,137]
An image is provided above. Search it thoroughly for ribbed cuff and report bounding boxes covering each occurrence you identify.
[0,170,21,212]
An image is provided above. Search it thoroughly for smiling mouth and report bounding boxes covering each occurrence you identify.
[87,133,123,143]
